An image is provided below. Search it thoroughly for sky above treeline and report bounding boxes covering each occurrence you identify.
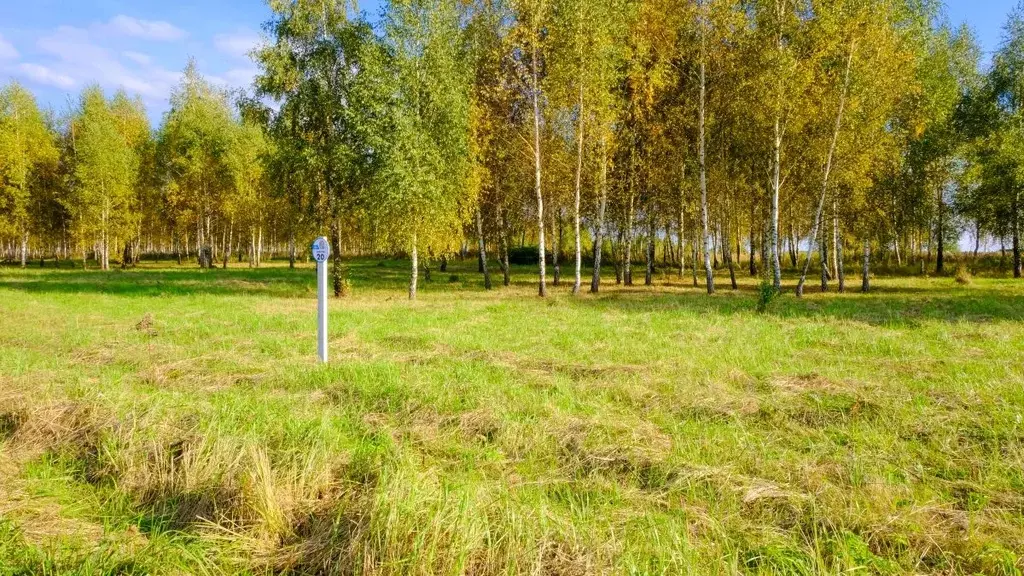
[0,0,1017,123]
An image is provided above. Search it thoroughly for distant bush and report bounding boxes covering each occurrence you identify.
[448,274,460,283]
[507,246,564,265]
[508,246,542,265]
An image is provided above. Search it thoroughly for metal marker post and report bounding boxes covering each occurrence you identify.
[311,237,331,363]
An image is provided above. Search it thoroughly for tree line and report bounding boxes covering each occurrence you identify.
[2,0,1024,300]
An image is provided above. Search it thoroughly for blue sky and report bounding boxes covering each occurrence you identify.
[0,0,1016,123]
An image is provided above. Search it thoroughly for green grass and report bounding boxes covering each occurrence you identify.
[0,258,1022,575]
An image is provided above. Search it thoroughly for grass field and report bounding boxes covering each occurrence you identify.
[1,258,1022,575]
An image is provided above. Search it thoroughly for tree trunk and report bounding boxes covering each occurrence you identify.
[831,199,840,279]
[697,23,714,295]
[531,39,547,297]
[332,217,343,297]
[749,204,758,276]
[724,219,737,290]
[691,222,699,288]
[861,240,870,293]
[787,222,798,268]
[820,222,829,292]
[553,210,562,286]
[289,231,296,270]
[20,230,27,268]
[224,218,233,269]
[664,223,672,266]
[591,137,609,293]
[735,222,742,275]
[409,232,418,301]
[102,208,110,271]
[498,204,511,287]
[476,206,491,290]
[973,221,981,261]
[936,187,945,275]
[712,229,719,269]
[645,211,655,286]
[615,229,623,285]
[625,169,635,286]
[573,88,585,295]
[197,217,204,269]
[770,115,783,290]
[1013,191,1021,279]
[837,224,845,293]
[678,202,686,279]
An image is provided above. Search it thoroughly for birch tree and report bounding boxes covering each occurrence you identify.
[373,0,473,300]
[67,87,138,270]
[0,82,58,267]
[159,62,234,269]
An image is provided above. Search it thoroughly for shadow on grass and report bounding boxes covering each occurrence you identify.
[574,286,1024,327]
[0,260,417,298]
[3,259,1023,326]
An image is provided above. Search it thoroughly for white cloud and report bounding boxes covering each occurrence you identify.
[34,26,178,99]
[214,30,260,60]
[0,33,18,60]
[17,63,75,89]
[122,51,152,66]
[106,15,186,41]
[16,19,253,120]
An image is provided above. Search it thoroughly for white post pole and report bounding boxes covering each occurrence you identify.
[317,258,328,363]
[312,236,330,363]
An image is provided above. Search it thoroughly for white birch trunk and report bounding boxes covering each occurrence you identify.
[531,39,547,297]
[590,136,609,293]
[699,10,714,295]
[409,232,418,301]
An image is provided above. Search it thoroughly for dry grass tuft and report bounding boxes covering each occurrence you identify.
[955,263,973,285]
[135,312,157,336]
[555,416,674,489]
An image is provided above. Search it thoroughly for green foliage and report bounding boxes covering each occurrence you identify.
[369,0,474,255]
[756,277,780,313]
[157,60,235,267]
[0,82,58,245]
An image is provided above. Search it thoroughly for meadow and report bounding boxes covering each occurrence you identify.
[0,259,1022,575]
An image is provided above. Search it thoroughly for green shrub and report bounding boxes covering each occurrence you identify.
[757,279,779,313]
